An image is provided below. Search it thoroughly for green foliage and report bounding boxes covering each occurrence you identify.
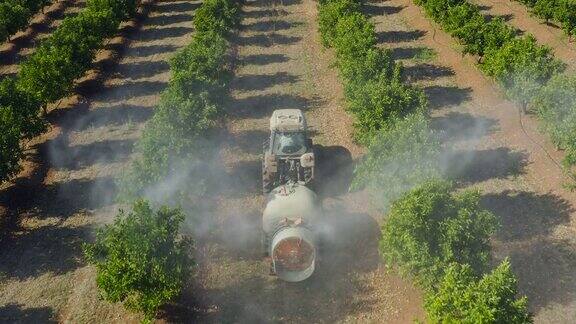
[0,0,138,184]
[339,47,397,87]
[533,0,557,22]
[476,18,516,56]
[516,0,537,6]
[170,31,232,98]
[332,12,376,62]
[84,200,193,320]
[420,0,466,23]
[515,0,576,37]
[530,74,576,170]
[19,8,118,104]
[0,0,50,41]
[351,113,441,209]
[317,0,427,144]
[317,0,360,47]
[86,0,138,20]
[416,0,564,106]
[193,0,240,35]
[347,74,427,143]
[555,0,576,38]
[425,261,532,323]
[442,3,485,55]
[481,35,564,105]
[379,179,498,288]
[0,77,44,138]
[117,90,217,203]
[118,0,237,203]
[0,106,23,182]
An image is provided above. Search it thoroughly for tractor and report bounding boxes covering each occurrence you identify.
[262,109,315,193]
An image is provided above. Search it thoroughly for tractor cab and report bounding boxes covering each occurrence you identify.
[262,109,315,193]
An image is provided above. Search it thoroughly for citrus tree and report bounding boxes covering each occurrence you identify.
[426,261,532,323]
[351,113,440,210]
[379,179,498,288]
[84,200,193,321]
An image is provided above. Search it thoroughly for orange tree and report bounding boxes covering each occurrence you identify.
[426,261,532,323]
[84,200,193,321]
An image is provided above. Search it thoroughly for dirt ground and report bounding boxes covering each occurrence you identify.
[1,0,576,323]
[373,0,576,322]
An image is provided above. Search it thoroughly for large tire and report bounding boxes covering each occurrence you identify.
[263,180,272,194]
[261,231,269,257]
[262,160,273,194]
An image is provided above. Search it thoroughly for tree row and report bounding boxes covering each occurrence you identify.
[0,0,140,183]
[515,0,576,39]
[85,0,241,321]
[318,0,532,322]
[0,0,51,41]
[416,0,576,185]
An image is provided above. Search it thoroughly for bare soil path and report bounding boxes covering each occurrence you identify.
[0,0,86,78]
[371,0,576,322]
[185,0,425,322]
[470,0,576,72]
[0,0,199,322]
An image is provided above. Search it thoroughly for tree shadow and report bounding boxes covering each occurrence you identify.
[377,30,426,43]
[431,111,497,142]
[155,1,201,14]
[0,303,56,324]
[403,63,454,82]
[71,104,154,130]
[445,147,528,184]
[484,190,576,314]
[503,238,576,316]
[145,13,193,26]
[95,80,167,102]
[482,191,573,242]
[0,222,91,280]
[239,33,301,47]
[128,44,179,58]
[485,13,514,22]
[50,139,135,171]
[116,60,171,79]
[316,145,354,198]
[230,93,313,118]
[233,72,300,91]
[240,53,289,66]
[137,26,193,41]
[242,8,289,19]
[221,159,262,198]
[231,129,269,155]
[423,85,472,109]
[243,20,299,32]
[363,4,404,16]
[390,46,430,60]
[39,176,118,219]
[543,20,561,29]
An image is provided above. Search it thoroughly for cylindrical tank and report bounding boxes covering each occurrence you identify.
[262,183,322,282]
